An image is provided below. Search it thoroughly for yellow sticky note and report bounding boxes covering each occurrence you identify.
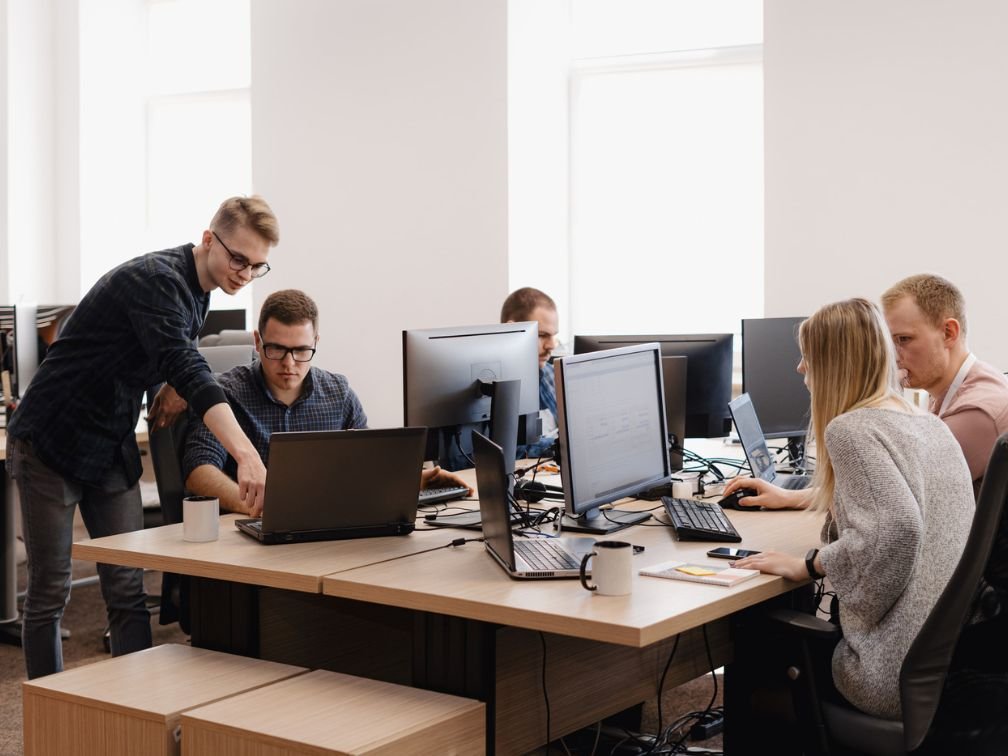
[676,565,716,577]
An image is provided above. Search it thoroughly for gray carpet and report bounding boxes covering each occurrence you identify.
[0,522,722,756]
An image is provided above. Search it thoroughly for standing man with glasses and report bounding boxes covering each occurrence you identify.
[183,289,469,513]
[7,196,279,678]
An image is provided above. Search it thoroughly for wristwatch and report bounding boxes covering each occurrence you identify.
[805,548,825,580]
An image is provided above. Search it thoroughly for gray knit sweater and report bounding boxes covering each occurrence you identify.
[818,408,974,719]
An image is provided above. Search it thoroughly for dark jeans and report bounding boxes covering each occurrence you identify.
[9,438,151,679]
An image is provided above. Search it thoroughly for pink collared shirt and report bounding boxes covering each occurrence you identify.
[929,357,1008,497]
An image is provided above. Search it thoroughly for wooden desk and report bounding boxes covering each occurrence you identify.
[322,507,815,647]
[73,494,822,754]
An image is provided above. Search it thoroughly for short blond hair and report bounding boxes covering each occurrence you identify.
[800,298,909,513]
[210,195,280,246]
[880,274,966,335]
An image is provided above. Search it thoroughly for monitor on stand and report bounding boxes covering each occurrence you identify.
[574,333,733,439]
[402,322,541,474]
[742,317,809,468]
[555,343,670,534]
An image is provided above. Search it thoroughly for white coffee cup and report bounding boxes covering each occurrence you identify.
[183,495,220,542]
[671,480,694,499]
[579,540,633,596]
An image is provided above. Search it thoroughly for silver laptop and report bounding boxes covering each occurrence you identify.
[472,431,595,579]
[728,394,811,490]
[235,428,426,544]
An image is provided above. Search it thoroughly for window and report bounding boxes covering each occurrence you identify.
[145,0,253,313]
[508,1,763,349]
[568,1,763,338]
[569,47,763,336]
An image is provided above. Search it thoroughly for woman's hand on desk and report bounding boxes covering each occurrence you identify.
[147,384,188,430]
[734,550,807,582]
[421,466,473,496]
[722,477,812,510]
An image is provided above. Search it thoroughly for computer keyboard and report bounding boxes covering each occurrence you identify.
[514,539,580,571]
[418,484,470,506]
[662,497,742,542]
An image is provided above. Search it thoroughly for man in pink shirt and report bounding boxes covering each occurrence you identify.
[882,274,1008,497]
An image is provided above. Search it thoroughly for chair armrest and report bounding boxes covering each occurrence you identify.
[767,608,842,642]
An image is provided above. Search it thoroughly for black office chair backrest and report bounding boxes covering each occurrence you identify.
[899,433,1008,751]
[147,383,191,525]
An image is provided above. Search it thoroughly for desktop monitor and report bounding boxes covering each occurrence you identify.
[574,333,734,438]
[36,305,76,365]
[403,322,541,472]
[742,317,809,454]
[199,308,247,338]
[0,306,16,399]
[554,343,669,534]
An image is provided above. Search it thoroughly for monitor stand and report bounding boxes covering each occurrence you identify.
[561,507,651,535]
[783,436,811,472]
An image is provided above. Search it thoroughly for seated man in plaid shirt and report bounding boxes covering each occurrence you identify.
[183,289,469,513]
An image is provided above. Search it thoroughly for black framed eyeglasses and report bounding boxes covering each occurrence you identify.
[261,343,316,362]
[212,230,271,279]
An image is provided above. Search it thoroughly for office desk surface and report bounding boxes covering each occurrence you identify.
[72,513,475,593]
[322,506,822,647]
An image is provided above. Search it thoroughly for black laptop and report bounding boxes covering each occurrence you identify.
[728,394,811,490]
[235,427,426,544]
[472,432,595,579]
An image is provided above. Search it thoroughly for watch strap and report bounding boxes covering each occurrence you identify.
[805,548,824,579]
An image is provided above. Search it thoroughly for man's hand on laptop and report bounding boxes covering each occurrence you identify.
[421,466,473,496]
[722,477,811,510]
[237,453,268,517]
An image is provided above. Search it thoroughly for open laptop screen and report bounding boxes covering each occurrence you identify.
[728,394,776,483]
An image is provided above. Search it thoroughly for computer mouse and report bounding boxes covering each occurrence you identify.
[718,489,761,510]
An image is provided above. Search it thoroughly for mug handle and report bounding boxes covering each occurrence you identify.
[580,551,597,591]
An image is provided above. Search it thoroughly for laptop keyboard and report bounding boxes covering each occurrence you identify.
[514,539,581,571]
[663,497,742,542]
[779,475,811,490]
[418,484,470,506]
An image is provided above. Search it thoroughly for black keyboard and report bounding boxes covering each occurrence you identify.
[663,497,742,542]
[514,539,580,571]
[418,484,470,506]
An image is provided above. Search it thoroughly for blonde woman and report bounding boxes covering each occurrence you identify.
[735,298,974,719]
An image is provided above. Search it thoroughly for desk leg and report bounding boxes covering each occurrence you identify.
[188,576,259,657]
[0,463,23,645]
[723,587,813,755]
[412,612,498,752]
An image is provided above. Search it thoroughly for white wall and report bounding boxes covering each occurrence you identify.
[765,1,1008,368]
[507,0,571,338]
[5,0,56,305]
[250,0,509,427]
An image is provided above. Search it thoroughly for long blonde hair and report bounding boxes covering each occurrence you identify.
[800,298,909,512]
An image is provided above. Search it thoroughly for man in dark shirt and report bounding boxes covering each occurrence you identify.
[8,196,279,678]
[184,289,469,511]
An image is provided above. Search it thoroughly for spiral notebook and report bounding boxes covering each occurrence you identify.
[639,560,760,587]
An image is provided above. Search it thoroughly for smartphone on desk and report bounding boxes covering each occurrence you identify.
[707,547,761,560]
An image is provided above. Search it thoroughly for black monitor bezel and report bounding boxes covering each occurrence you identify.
[741,316,809,440]
[555,342,671,519]
[573,333,734,439]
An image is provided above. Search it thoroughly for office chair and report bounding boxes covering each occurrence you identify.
[147,344,255,632]
[766,433,1008,755]
[198,329,254,347]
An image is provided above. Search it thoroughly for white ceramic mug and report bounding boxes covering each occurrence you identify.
[579,540,633,596]
[182,495,220,542]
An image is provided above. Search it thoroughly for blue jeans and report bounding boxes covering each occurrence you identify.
[10,438,152,679]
